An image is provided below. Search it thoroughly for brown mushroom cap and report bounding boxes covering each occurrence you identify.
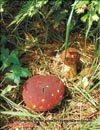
[22,75,64,112]
[61,48,80,65]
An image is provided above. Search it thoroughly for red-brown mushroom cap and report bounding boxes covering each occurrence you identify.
[22,75,64,112]
[61,48,80,65]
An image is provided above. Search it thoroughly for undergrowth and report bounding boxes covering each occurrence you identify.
[0,0,100,130]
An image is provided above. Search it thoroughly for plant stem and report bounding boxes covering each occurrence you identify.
[64,0,79,61]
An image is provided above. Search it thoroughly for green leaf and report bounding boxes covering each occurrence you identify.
[0,49,20,71]
[10,65,32,77]
[5,72,15,80]
[0,48,9,62]
[8,50,20,65]
[5,65,31,85]
[14,76,20,86]
[5,72,20,85]
[81,14,88,22]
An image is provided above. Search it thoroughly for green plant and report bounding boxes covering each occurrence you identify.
[64,0,79,49]
[8,0,48,27]
[0,94,41,118]
[0,48,31,85]
[0,1,99,129]
[75,0,100,47]
[62,0,79,61]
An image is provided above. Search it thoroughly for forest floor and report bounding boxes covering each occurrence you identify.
[0,30,100,129]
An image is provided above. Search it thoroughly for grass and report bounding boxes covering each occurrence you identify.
[0,42,100,129]
[0,0,100,129]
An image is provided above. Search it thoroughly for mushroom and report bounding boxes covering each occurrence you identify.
[60,48,80,79]
[22,75,64,112]
[61,48,80,65]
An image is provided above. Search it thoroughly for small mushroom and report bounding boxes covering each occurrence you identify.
[22,75,64,112]
[61,48,80,65]
[60,48,80,78]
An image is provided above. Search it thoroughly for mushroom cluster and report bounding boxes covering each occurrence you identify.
[60,48,80,79]
[22,75,64,112]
